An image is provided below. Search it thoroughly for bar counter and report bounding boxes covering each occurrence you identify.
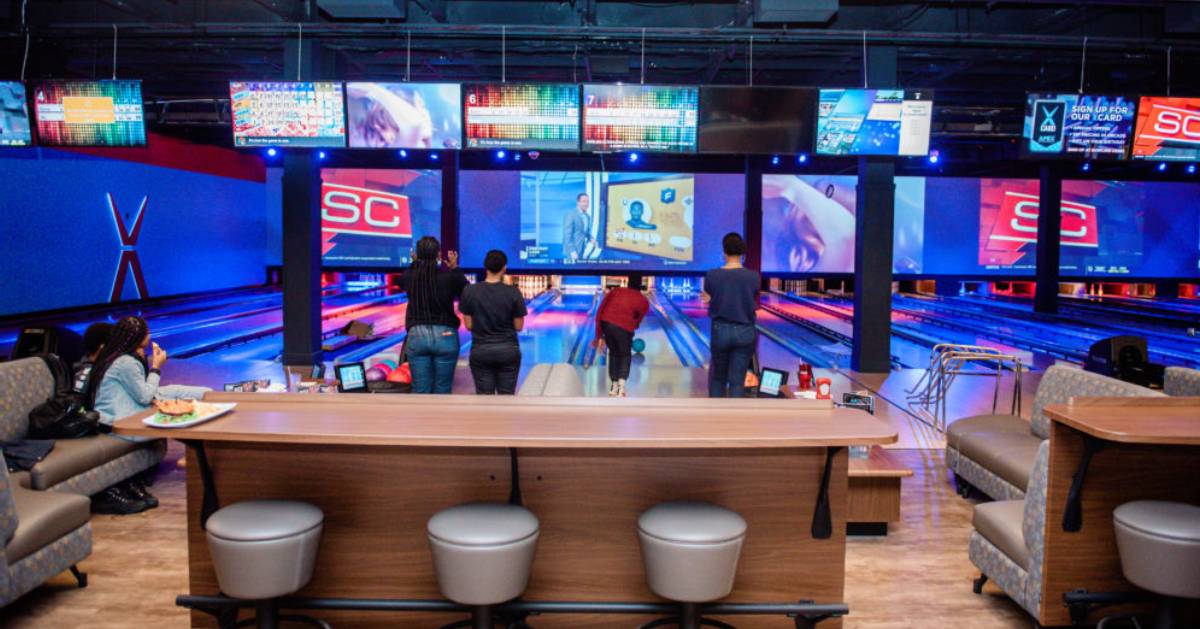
[115,393,897,628]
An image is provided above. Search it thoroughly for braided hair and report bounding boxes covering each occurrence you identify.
[84,315,150,409]
[409,236,442,322]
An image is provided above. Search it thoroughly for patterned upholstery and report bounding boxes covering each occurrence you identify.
[1,524,92,607]
[948,446,1026,501]
[1165,367,1200,397]
[47,442,166,497]
[1029,364,1164,439]
[0,358,54,443]
[949,364,1164,501]
[967,441,1050,620]
[0,457,18,547]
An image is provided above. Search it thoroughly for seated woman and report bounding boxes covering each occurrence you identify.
[84,315,209,514]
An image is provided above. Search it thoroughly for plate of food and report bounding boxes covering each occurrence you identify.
[143,399,237,429]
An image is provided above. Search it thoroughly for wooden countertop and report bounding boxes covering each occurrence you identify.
[113,392,897,449]
[1044,397,1200,446]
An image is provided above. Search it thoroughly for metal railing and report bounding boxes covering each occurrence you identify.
[906,344,1024,432]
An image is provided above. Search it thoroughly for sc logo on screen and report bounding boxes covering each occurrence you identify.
[1152,107,1200,140]
[320,183,412,238]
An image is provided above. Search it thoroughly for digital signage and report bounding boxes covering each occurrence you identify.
[320,168,443,268]
[32,80,146,147]
[1132,96,1200,162]
[346,82,461,149]
[0,82,32,147]
[815,89,933,157]
[1023,93,1136,159]
[698,86,815,154]
[582,84,698,153]
[463,83,580,151]
[229,81,347,147]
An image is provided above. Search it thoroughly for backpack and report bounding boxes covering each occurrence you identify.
[27,353,102,439]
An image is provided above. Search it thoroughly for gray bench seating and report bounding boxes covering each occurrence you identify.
[1165,366,1200,397]
[947,364,1164,501]
[0,357,165,497]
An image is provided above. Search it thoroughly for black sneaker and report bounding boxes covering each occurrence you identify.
[125,479,159,509]
[91,486,149,515]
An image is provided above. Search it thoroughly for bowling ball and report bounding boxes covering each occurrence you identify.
[380,359,398,370]
[632,338,646,353]
[365,366,388,382]
[373,362,394,376]
[387,363,412,384]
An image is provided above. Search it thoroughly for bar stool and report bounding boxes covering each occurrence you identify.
[1103,501,1200,629]
[205,500,327,629]
[427,502,540,629]
[637,501,748,629]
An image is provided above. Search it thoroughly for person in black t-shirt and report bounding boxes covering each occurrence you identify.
[403,236,469,393]
[703,232,761,398]
[459,250,527,395]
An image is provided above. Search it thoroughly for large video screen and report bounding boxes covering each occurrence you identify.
[0,82,31,147]
[582,84,698,153]
[346,82,461,149]
[1023,93,1136,160]
[463,83,580,151]
[32,80,145,147]
[320,169,442,268]
[698,86,815,155]
[229,81,346,147]
[459,170,744,271]
[760,174,925,274]
[1132,97,1200,162]
[815,89,932,157]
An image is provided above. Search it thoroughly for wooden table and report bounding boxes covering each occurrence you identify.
[1039,397,1200,627]
[116,393,896,629]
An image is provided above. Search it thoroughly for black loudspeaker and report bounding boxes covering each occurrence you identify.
[1085,335,1164,388]
[13,326,86,367]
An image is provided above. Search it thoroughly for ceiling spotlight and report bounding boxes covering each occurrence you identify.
[797,153,809,164]
[1188,164,1197,175]
[1157,162,1168,172]
[928,150,940,165]
[430,152,440,161]
[266,147,278,158]
[496,150,507,160]
[1081,162,1091,172]
[628,152,640,164]
[770,155,780,166]
[317,151,327,160]
[398,149,408,158]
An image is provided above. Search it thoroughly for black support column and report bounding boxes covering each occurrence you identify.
[1034,164,1062,314]
[280,30,333,366]
[280,152,323,365]
[851,45,897,373]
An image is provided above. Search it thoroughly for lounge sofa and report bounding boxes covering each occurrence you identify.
[1165,366,1200,396]
[946,364,1164,501]
[0,452,92,607]
[967,440,1049,619]
[0,357,166,496]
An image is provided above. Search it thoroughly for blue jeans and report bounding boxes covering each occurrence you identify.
[407,325,460,394]
[709,321,756,398]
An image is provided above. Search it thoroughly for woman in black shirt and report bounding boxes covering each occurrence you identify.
[403,236,468,393]
[459,250,527,394]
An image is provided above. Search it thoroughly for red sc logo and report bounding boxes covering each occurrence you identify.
[320,183,413,238]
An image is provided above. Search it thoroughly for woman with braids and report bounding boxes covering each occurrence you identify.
[84,315,208,513]
[402,236,468,393]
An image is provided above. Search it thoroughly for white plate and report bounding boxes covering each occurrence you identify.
[142,402,237,429]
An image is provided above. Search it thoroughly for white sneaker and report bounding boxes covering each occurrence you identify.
[617,379,627,397]
[608,381,619,397]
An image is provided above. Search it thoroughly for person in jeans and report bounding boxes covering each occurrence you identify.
[703,233,761,397]
[459,250,527,394]
[592,274,649,397]
[403,236,468,393]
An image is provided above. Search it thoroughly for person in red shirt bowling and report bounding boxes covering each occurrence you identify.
[591,273,650,397]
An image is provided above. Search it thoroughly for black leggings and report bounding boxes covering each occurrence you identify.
[602,321,633,382]
[469,343,521,395]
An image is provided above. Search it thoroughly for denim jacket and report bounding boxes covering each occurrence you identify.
[93,355,209,425]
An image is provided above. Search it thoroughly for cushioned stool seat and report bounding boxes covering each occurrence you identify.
[1113,501,1200,600]
[206,500,324,601]
[638,501,747,604]
[427,502,540,607]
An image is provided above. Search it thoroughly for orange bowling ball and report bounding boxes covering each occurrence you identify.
[387,363,412,384]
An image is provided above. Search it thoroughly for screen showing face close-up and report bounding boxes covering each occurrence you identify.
[458,170,745,272]
[346,82,462,150]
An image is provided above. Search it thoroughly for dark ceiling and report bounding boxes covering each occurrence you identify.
[3,0,1199,152]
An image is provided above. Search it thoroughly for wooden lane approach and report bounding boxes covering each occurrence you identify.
[116,393,897,629]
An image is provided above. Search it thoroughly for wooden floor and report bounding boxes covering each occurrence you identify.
[3,444,1039,628]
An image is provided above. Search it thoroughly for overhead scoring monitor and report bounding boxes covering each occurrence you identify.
[1132,96,1200,162]
[0,81,32,146]
[463,83,580,151]
[32,80,146,147]
[582,84,699,153]
[229,81,347,148]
